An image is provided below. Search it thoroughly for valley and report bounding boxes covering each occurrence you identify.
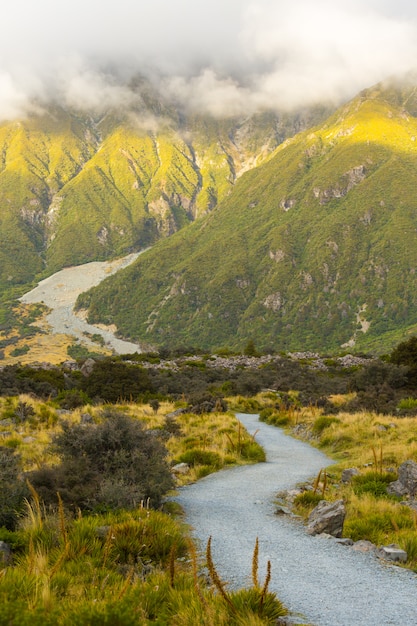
[74,81,417,355]
[3,3,417,625]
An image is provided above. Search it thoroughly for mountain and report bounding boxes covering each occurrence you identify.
[77,80,417,354]
[0,82,328,297]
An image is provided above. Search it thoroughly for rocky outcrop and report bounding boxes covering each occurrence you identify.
[387,460,417,498]
[171,463,190,476]
[341,468,360,483]
[306,499,346,537]
[80,358,96,377]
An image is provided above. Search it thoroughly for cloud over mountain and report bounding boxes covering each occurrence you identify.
[1,0,417,119]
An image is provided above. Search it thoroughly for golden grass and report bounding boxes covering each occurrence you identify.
[315,410,417,470]
[3,333,111,365]
[0,398,260,481]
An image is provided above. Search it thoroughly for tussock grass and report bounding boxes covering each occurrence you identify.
[0,394,282,622]
[0,496,286,625]
[1,397,264,483]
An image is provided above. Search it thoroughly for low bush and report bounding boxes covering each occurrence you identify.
[29,411,174,511]
[293,491,323,511]
[239,441,266,462]
[176,449,222,469]
[312,415,340,435]
[351,471,397,498]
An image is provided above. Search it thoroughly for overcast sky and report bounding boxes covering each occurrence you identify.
[1,0,417,119]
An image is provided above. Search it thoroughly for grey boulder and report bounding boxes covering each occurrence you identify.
[307,499,346,537]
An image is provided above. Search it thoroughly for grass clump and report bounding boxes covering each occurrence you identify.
[176,449,222,469]
[205,536,287,625]
[0,494,288,625]
[293,491,323,513]
[351,471,397,498]
[312,415,340,435]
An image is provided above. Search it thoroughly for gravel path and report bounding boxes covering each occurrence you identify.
[20,253,144,354]
[174,413,417,626]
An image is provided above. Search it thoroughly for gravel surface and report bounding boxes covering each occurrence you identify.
[20,253,143,354]
[174,413,417,626]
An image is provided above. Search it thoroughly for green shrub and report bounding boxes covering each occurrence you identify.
[352,471,396,498]
[293,491,323,510]
[177,449,222,469]
[269,414,291,427]
[344,511,408,544]
[399,533,417,564]
[196,465,213,479]
[312,415,340,435]
[10,345,30,357]
[0,528,26,553]
[398,397,417,410]
[56,389,91,409]
[259,408,274,421]
[239,441,266,462]
[229,587,287,623]
[80,360,153,402]
[109,511,188,565]
[29,411,173,511]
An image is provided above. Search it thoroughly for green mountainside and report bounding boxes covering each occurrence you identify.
[78,81,417,353]
[0,84,327,298]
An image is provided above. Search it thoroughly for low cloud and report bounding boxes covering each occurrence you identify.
[1,0,417,121]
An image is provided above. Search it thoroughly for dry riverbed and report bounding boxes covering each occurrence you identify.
[19,252,144,359]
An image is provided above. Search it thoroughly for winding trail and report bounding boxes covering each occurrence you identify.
[174,414,417,626]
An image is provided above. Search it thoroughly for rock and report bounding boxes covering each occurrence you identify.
[387,460,417,497]
[398,460,417,496]
[286,489,304,502]
[166,409,188,418]
[22,436,36,443]
[80,358,96,377]
[274,505,292,516]
[62,360,79,371]
[0,541,11,565]
[306,499,346,537]
[335,538,354,546]
[341,468,360,483]
[171,463,190,475]
[96,525,112,539]
[352,540,376,553]
[377,544,407,563]
[401,500,417,512]
[80,413,93,424]
[388,480,409,497]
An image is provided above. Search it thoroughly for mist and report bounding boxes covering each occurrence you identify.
[1,0,417,120]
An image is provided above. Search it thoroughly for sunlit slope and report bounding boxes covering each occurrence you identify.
[0,109,97,286]
[79,84,417,352]
[0,93,326,290]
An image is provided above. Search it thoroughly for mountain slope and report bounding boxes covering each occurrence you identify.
[78,81,417,353]
[0,86,328,293]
